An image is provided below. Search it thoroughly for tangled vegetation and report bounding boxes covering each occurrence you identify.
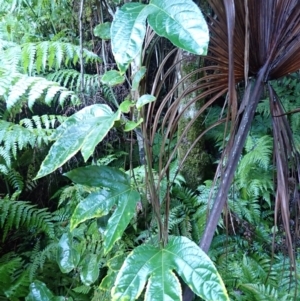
[0,1,300,300]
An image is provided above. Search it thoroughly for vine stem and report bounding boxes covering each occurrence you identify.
[79,0,85,99]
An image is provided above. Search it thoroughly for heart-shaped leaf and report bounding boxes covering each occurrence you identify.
[111,3,156,73]
[112,236,229,301]
[148,0,209,55]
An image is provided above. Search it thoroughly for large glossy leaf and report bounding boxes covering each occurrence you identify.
[79,253,100,286]
[65,165,130,190]
[148,0,209,55]
[104,189,140,254]
[111,3,155,73]
[35,105,120,179]
[57,233,80,273]
[112,236,229,301]
[70,189,116,231]
[68,166,140,251]
[26,280,65,301]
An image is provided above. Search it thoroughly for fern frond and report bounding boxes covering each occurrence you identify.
[29,242,58,281]
[47,69,100,94]
[239,283,293,301]
[0,253,30,299]
[0,198,55,241]
[5,169,24,192]
[20,41,101,74]
[7,73,79,109]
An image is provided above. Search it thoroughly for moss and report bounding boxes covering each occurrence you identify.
[177,53,210,189]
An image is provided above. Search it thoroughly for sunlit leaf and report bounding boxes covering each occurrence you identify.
[35,105,119,179]
[57,233,80,273]
[148,0,209,55]
[111,3,156,73]
[70,190,116,231]
[136,94,156,110]
[124,118,143,131]
[120,99,134,113]
[132,66,147,91]
[101,70,125,86]
[25,281,54,301]
[104,189,140,254]
[79,254,100,286]
[112,236,229,301]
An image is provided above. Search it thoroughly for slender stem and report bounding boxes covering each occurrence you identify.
[79,0,85,98]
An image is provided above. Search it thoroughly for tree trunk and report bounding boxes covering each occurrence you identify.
[177,51,210,190]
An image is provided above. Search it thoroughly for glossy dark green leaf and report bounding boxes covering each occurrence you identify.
[101,70,125,86]
[70,189,116,231]
[124,118,143,132]
[65,165,130,190]
[57,233,80,273]
[25,281,54,301]
[104,190,140,254]
[112,236,229,301]
[136,94,156,110]
[111,3,156,73]
[79,253,100,286]
[35,105,119,179]
[99,254,127,292]
[81,111,120,161]
[148,0,209,55]
[94,22,111,40]
[132,67,146,91]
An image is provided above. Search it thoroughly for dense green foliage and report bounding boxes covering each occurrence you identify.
[0,0,300,301]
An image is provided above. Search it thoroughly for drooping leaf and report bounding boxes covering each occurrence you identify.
[132,66,147,91]
[136,94,156,110]
[120,99,134,113]
[81,111,120,161]
[112,236,229,301]
[57,233,80,273]
[79,253,100,286]
[35,105,119,179]
[148,0,209,55]
[101,70,125,86]
[104,189,140,254]
[94,22,111,40]
[111,3,156,73]
[124,118,143,131]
